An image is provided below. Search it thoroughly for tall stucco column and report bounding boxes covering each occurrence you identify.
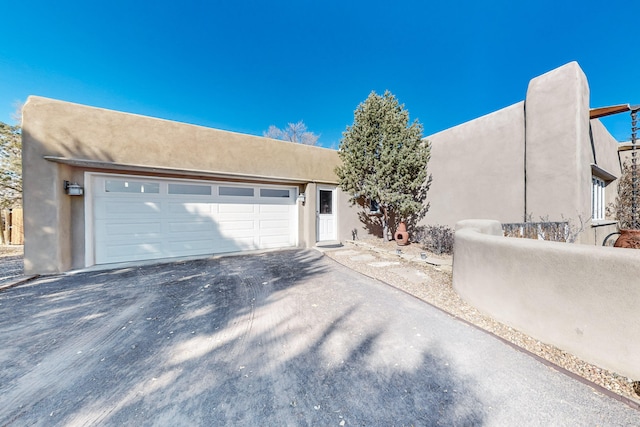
[302,182,317,247]
[525,62,592,230]
[22,135,73,274]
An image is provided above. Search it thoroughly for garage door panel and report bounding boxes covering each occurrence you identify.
[167,221,217,233]
[96,199,162,217]
[218,204,256,214]
[259,229,291,239]
[167,231,219,244]
[101,242,164,262]
[215,237,256,252]
[92,175,297,265]
[259,204,292,212]
[168,239,215,254]
[217,214,256,224]
[167,202,215,216]
[219,229,257,241]
[218,219,255,231]
[259,219,290,229]
[260,235,292,247]
[102,221,163,238]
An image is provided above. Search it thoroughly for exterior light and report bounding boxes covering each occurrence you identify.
[297,193,306,203]
[64,180,84,196]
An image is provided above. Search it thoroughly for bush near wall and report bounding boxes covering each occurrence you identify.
[502,221,570,242]
[414,225,454,255]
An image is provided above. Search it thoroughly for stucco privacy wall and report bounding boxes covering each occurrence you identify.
[453,219,640,380]
[22,96,354,274]
[423,101,525,226]
[422,62,620,244]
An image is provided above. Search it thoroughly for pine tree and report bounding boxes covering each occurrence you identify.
[336,91,430,240]
[0,122,22,209]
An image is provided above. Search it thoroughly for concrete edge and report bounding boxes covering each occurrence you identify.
[0,275,40,292]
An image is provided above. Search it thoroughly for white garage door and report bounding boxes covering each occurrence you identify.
[90,174,298,265]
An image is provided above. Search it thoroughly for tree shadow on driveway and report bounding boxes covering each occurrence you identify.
[0,249,484,426]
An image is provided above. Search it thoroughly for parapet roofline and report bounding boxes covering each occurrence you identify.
[44,156,338,185]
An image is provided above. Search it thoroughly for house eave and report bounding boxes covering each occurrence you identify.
[590,163,617,181]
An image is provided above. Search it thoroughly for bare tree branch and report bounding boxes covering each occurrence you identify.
[263,121,319,146]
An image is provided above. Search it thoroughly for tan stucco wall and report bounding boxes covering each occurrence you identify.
[453,219,640,380]
[422,101,526,227]
[422,62,621,245]
[23,96,339,182]
[525,62,592,241]
[337,189,363,241]
[590,119,622,178]
[585,119,623,244]
[22,96,342,274]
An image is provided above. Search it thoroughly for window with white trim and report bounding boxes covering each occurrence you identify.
[591,176,606,220]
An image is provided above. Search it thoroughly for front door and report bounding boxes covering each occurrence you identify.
[317,187,336,242]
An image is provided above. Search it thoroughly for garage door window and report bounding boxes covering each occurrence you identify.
[105,180,160,194]
[260,188,290,198]
[219,186,254,197]
[169,183,212,195]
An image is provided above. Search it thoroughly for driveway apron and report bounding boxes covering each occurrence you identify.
[0,249,638,426]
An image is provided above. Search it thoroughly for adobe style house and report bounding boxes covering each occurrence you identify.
[22,99,361,274]
[22,61,625,274]
[422,61,623,245]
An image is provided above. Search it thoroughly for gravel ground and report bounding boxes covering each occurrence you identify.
[324,238,640,407]
[0,245,24,286]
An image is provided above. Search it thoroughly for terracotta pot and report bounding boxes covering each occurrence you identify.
[395,222,409,246]
[614,229,640,249]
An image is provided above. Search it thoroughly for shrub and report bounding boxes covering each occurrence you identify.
[502,214,584,243]
[415,225,454,255]
[612,161,638,229]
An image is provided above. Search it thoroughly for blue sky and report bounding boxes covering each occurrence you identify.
[1,0,638,148]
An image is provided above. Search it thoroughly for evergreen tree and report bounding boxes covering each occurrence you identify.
[0,122,22,209]
[336,91,430,240]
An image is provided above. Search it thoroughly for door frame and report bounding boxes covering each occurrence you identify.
[316,185,337,242]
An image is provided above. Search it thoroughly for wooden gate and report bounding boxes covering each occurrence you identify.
[1,208,24,245]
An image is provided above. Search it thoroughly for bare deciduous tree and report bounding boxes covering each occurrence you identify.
[263,121,319,146]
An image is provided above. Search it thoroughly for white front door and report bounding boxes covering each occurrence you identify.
[317,187,337,242]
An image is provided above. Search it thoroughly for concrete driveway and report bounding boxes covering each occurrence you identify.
[1,249,638,426]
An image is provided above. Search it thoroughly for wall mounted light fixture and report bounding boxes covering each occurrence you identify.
[64,180,84,196]
[297,193,306,204]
